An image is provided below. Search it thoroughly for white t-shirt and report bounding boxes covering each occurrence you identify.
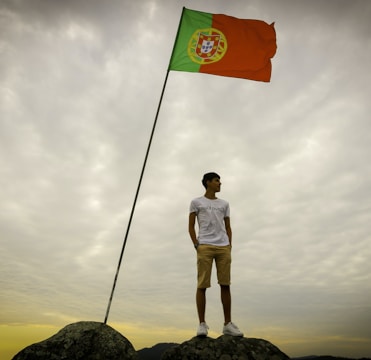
[189,196,230,246]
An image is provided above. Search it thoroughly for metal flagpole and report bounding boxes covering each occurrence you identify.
[103,7,186,324]
[103,69,170,324]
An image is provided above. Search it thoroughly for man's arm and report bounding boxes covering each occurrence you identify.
[224,217,232,246]
[188,212,199,248]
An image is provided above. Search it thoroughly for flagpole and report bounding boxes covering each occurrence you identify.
[103,69,170,324]
[103,7,186,325]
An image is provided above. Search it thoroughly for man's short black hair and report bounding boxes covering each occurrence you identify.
[202,172,220,189]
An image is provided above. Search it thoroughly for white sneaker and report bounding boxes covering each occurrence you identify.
[223,322,244,337]
[197,322,209,337]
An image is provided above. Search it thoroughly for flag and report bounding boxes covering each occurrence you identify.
[169,8,277,82]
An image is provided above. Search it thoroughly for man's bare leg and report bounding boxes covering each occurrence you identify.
[196,288,206,323]
[220,285,231,325]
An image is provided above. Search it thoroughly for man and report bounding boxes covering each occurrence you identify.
[188,172,243,337]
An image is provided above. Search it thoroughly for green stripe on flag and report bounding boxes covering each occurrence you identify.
[169,8,213,72]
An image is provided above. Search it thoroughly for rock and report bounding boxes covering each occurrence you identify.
[138,343,178,360]
[12,321,138,360]
[161,335,290,360]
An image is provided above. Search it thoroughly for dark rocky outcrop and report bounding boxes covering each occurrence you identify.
[12,321,138,360]
[138,342,178,359]
[161,335,290,360]
[11,321,369,360]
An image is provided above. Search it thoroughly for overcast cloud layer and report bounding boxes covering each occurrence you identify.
[1,0,371,358]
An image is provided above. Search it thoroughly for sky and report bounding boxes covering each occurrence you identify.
[1,0,371,358]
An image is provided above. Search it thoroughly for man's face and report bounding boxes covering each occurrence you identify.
[207,177,221,192]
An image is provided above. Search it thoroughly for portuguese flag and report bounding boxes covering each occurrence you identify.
[169,8,277,82]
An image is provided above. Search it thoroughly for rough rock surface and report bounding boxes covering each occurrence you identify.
[161,335,290,360]
[12,321,138,360]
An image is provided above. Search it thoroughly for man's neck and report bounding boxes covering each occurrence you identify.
[204,190,217,200]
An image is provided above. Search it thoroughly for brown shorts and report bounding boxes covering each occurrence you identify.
[197,244,231,288]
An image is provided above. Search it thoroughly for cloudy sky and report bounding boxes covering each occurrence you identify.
[1,0,371,358]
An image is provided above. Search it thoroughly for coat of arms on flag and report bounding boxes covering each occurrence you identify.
[196,33,221,58]
[187,28,227,65]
